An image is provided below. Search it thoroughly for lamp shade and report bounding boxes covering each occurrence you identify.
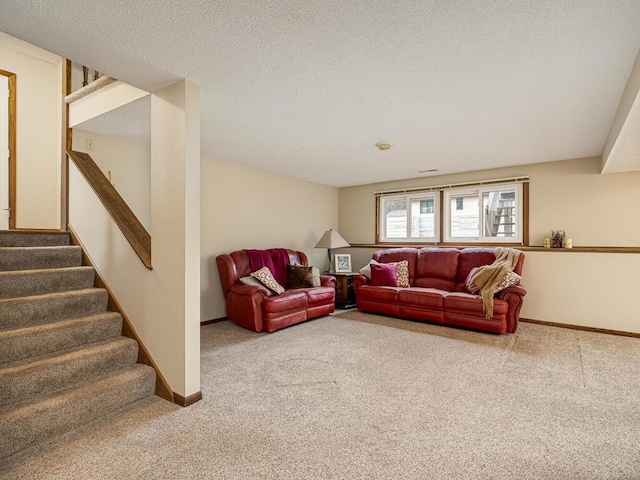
[314,229,350,249]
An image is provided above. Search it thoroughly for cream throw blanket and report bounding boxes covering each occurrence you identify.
[468,247,521,319]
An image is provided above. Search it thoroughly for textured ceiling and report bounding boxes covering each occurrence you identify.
[1,1,640,187]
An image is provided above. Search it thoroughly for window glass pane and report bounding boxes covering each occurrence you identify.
[420,199,434,214]
[483,189,516,238]
[450,193,479,238]
[410,198,435,238]
[383,198,407,238]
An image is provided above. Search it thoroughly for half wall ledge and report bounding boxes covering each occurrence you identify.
[348,244,640,254]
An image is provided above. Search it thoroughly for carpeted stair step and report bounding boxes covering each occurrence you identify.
[0,266,95,299]
[0,312,123,365]
[0,231,70,247]
[0,288,108,332]
[0,245,83,271]
[0,363,155,461]
[0,337,139,407]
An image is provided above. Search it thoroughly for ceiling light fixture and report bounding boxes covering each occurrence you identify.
[375,143,391,151]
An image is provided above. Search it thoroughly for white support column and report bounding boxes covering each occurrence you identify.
[149,80,201,399]
[601,48,640,173]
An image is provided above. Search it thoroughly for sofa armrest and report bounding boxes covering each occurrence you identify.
[353,274,369,289]
[230,283,270,298]
[496,284,527,299]
[226,284,269,332]
[320,275,336,289]
[497,284,527,334]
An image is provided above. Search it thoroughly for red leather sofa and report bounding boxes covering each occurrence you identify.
[354,247,526,334]
[217,249,336,333]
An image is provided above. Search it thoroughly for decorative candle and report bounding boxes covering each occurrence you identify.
[565,238,573,249]
[543,238,551,248]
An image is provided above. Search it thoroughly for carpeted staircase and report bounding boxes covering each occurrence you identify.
[0,230,156,461]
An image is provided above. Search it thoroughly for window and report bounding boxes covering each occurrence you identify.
[444,183,523,243]
[379,193,440,242]
[376,178,527,245]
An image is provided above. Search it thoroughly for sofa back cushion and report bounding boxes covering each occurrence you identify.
[455,248,496,292]
[455,248,525,292]
[372,248,419,284]
[414,248,460,291]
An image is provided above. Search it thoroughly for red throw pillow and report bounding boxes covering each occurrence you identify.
[466,266,480,294]
[370,263,398,287]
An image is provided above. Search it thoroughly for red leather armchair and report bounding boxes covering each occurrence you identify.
[354,247,526,334]
[217,249,336,333]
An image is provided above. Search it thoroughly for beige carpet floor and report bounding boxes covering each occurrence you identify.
[2,311,640,479]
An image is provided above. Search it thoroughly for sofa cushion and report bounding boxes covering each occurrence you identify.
[286,264,314,289]
[297,286,335,306]
[251,266,285,294]
[357,285,402,304]
[398,288,445,309]
[444,292,508,318]
[370,263,398,287]
[263,290,308,314]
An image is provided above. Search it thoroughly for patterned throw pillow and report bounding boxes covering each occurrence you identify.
[496,271,521,292]
[250,267,285,295]
[389,260,410,288]
[370,263,398,287]
[286,264,315,289]
[239,276,274,296]
[466,267,481,294]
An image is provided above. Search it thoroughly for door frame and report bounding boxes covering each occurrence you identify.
[0,69,16,229]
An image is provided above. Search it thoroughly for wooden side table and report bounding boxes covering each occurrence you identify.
[332,273,357,309]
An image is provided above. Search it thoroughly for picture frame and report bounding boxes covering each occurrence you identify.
[334,253,352,273]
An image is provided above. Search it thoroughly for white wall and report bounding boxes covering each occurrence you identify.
[72,129,151,230]
[69,81,148,127]
[339,157,640,333]
[69,80,201,398]
[0,31,62,229]
[201,159,339,321]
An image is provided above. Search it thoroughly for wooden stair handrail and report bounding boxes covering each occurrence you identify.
[67,150,152,269]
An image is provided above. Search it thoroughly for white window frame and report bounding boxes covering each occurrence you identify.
[443,183,523,243]
[379,192,440,243]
